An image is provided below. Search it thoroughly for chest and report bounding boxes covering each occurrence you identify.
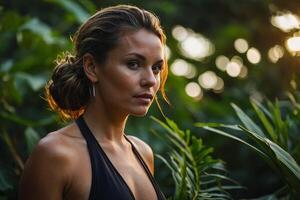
[64,144,157,200]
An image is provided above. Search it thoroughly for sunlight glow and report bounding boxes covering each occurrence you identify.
[180,33,214,61]
[185,64,197,79]
[213,77,224,92]
[226,62,241,77]
[234,38,249,53]
[246,47,261,64]
[170,59,197,78]
[238,65,248,78]
[215,55,229,71]
[271,12,300,32]
[268,45,284,63]
[171,59,189,76]
[286,36,300,52]
[198,71,218,89]
[185,82,203,99]
[172,25,188,41]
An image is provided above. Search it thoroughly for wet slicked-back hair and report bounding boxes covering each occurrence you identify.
[45,5,168,119]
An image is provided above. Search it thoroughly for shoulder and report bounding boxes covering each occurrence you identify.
[19,124,79,199]
[32,124,79,165]
[126,135,155,175]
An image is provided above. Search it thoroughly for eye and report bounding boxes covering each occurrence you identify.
[127,60,140,70]
[152,64,163,75]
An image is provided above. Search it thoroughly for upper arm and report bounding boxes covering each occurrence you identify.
[127,135,155,175]
[19,134,72,200]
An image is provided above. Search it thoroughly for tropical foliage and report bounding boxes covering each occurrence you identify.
[152,116,243,200]
[195,95,300,199]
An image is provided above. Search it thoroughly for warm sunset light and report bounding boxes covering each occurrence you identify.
[238,65,248,78]
[226,61,241,77]
[198,71,218,89]
[185,82,203,99]
[271,12,300,32]
[172,25,188,41]
[286,36,300,53]
[180,33,214,61]
[234,38,249,53]
[171,59,189,76]
[215,55,229,71]
[268,45,284,63]
[246,47,261,64]
[213,77,224,92]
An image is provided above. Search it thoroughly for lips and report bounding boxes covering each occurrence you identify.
[133,93,154,104]
[133,93,153,99]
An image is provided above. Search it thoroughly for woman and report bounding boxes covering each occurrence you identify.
[19,5,168,200]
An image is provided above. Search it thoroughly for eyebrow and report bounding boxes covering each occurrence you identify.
[125,53,163,64]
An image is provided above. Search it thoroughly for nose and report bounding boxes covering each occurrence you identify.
[140,68,158,88]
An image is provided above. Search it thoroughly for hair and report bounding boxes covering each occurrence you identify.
[45,4,168,120]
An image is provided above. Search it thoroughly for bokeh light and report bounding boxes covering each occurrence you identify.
[268,45,284,63]
[215,55,229,71]
[234,38,249,53]
[185,82,203,99]
[171,59,197,78]
[198,71,218,89]
[213,77,224,92]
[271,12,300,32]
[238,65,248,78]
[286,36,300,53]
[172,25,188,41]
[246,47,261,64]
[171,59,189,76]
[226,61,241,77]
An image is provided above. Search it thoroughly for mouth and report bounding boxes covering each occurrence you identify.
[133,93,154,104]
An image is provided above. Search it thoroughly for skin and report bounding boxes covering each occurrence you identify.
[19,28,164,200]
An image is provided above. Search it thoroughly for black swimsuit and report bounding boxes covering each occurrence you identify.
[76,116,166,200]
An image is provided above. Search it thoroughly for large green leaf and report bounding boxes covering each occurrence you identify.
[19,18,54,44]
[231,103,265,137]
[46,0,89,23]
[251,100,277,142]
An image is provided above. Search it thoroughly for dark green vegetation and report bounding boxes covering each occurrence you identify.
[1,0,300,199]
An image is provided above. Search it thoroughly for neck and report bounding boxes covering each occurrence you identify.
[82,97,128,143]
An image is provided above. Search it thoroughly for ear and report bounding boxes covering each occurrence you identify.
[83,53,99,83]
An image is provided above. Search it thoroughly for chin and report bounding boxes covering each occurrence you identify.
[129,108,149,117]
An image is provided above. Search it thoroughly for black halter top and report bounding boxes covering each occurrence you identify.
[75,116,166,200]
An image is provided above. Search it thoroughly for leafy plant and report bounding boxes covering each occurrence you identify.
[152,116,243,200]
[195,99,300,198]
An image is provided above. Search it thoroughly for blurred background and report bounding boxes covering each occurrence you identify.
[1,0,300,199]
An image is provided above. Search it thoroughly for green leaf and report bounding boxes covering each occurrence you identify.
[15,72,47,91]
[231,103,265,137]
[202,126,267,159]
[251,100,277,141]
[19,18,54,44]
[46,0,89,23]
[24,127,40,154]
[239,127,300,193]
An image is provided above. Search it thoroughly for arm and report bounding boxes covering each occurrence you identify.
[19,133,72,200]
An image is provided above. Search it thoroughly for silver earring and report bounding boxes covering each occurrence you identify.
[90,84,96,97]
[92,85,96,97]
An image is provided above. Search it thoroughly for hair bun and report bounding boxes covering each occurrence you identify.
[45,52,90,119]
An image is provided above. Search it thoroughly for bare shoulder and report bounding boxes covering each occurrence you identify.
[31,124,79,165]
[19,124,79,200]
[126,135,155,175]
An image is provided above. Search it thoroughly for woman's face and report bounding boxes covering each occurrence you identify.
[94,28,164,117]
